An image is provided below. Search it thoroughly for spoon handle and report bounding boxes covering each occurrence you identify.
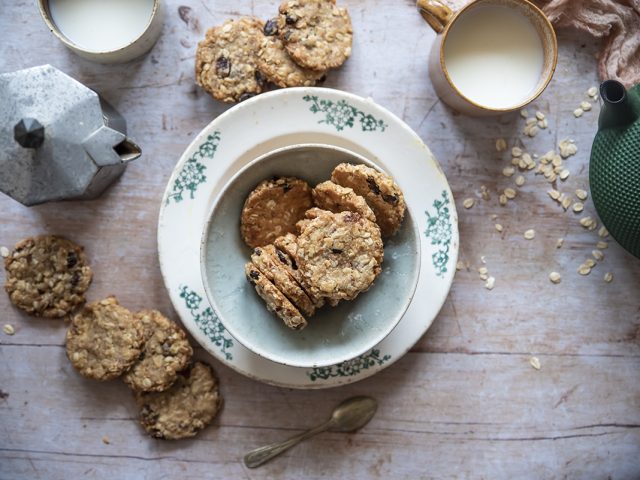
[244,420,333,468]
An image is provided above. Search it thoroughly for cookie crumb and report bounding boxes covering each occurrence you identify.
[0,246,9,258]
[3,324,15,335]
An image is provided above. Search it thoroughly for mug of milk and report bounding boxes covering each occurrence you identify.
[417,0,557,116]
[38,0,164,63]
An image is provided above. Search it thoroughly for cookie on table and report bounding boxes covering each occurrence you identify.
[245,262,307,330]
[240,176,313,248]
[331,163,406,237]
[277,0,353,71]
[123,310,193,393]
[312,180,376,222]
[136,361,222,440]
[296,210,383,301]
[195,17,266,103]
[66,297,144,381]
[257,18,327,87]
[251,245,316,317]
[4,235,92,318]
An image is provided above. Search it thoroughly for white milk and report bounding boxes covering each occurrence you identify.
[49,0,155,52]
[443,5,544,109]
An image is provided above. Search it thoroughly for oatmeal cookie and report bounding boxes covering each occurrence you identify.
[245,262,307,330]
[251,245,315,317]
[66,297,144,380]
[312,181,376,222]
[4,235,92,318]
[240,176,313,248]
[331,163,406,237]
[123,310,193,393]
[257,19,326,87]
[136,362,222,440]
[277,0,353,71]
[195,17,266,103]
[295,210,383,301]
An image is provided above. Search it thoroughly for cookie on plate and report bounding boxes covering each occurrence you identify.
[331,163,406,237]
[277,0,353,71]
[66,297,144,381]
[123,310,193,393]
[245,262,307,330]
[195,17,266,103]
[257,18,326,87]
[136,361,222,440]
[240,176,313,248]
[312,180,376,222]
[4,235,92,318]
[251,245,316,317]
[295,210,383,301]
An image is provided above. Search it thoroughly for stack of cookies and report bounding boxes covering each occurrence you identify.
[241,163,406,330]
[195,0,353,103]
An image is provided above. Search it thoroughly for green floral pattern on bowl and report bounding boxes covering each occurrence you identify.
[307,349,391,381]
[424,190,452,277]
[303,95,388,132]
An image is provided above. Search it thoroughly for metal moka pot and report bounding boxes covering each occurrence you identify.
[0,64,141,206]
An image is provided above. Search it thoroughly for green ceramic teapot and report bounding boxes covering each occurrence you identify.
[590,80,640,259]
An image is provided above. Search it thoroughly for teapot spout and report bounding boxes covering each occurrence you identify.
[114,138,141,162]
[598,80,640,130]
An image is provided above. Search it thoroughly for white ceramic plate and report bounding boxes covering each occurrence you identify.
[158,87,458,389]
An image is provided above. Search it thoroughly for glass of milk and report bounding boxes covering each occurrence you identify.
[38,0,164,63]
[417,0,557,116]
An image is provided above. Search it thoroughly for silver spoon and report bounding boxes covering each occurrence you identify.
[244,396,378,468]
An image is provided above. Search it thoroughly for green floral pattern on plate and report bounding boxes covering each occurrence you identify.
[424,190,452,277]
[166,131,221,204]
[306,349,391,381]
[303,95,388,132]
[179,285,233,360]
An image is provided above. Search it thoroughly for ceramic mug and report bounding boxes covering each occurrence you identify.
[417,0,557,116]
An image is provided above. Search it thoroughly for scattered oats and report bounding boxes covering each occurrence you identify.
[481,255,487,264]
[478,266,489,275]
[559,139,578,158]
[499,194,508,206]
[596,241,608,249]
[511,157,521,166]
[587,86,598,97]
[515,175,525,187]
[578,265,592,276]
[592,250,604,261]
[573,108,584,118]
[549,271,562,284]
[3,324,15,335]
[524,124,539,137]
[495,138,507,152]
[584,258,596,268]
[553,165,563,174]
[535,111,545,120]
[575,188,588,200]
[524,229,536,240]
[572,202,584,213]
[512,146,523,157]
[456,260,465,271]
[552,156,562,167]
[537,118,548,129]
[102,436,110,445]
[548,189,560,200]
[580,101,592,111]
[520,109,529,118]
[480,185,490,201]
[556,238,564,248]
[485,276,495,290]
[525,117,537,126]
[540,150,554,164]
[522,153,534,166]
[546,172,557,183]
[491,214,498,220]
[463,198,475,209]
[604,272,613,283]
[598,226,609,238]
[504,188,517,199]
[580,216,594,228]
[559,169,570,181]
[529,356,541,370]
[479,273,488,281]
[561,197,572,210]
[0,246,9,258]
[495,223,503,233]
[503,166,515,177]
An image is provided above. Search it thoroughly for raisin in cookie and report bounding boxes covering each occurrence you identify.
[240,176,313,248]
[123,310,193,393]
[312,180,376,222]
[66,297,144,381]
[295,210,383,301]
[4,235,92,318]
[257,18,326,87]
[331,163,406,237]
[136,362,222,440]
[245,262,307,330]
[277,0,353,71]
[196,17,266,103]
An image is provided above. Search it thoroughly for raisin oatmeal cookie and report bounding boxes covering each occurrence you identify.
[312,180,376,222]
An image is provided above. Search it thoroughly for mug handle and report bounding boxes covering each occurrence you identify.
[416,0,453,33]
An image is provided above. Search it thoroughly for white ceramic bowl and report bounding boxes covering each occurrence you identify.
[200,144,420,369]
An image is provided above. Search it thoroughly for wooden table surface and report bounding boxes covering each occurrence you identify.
[1,1,639,479]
